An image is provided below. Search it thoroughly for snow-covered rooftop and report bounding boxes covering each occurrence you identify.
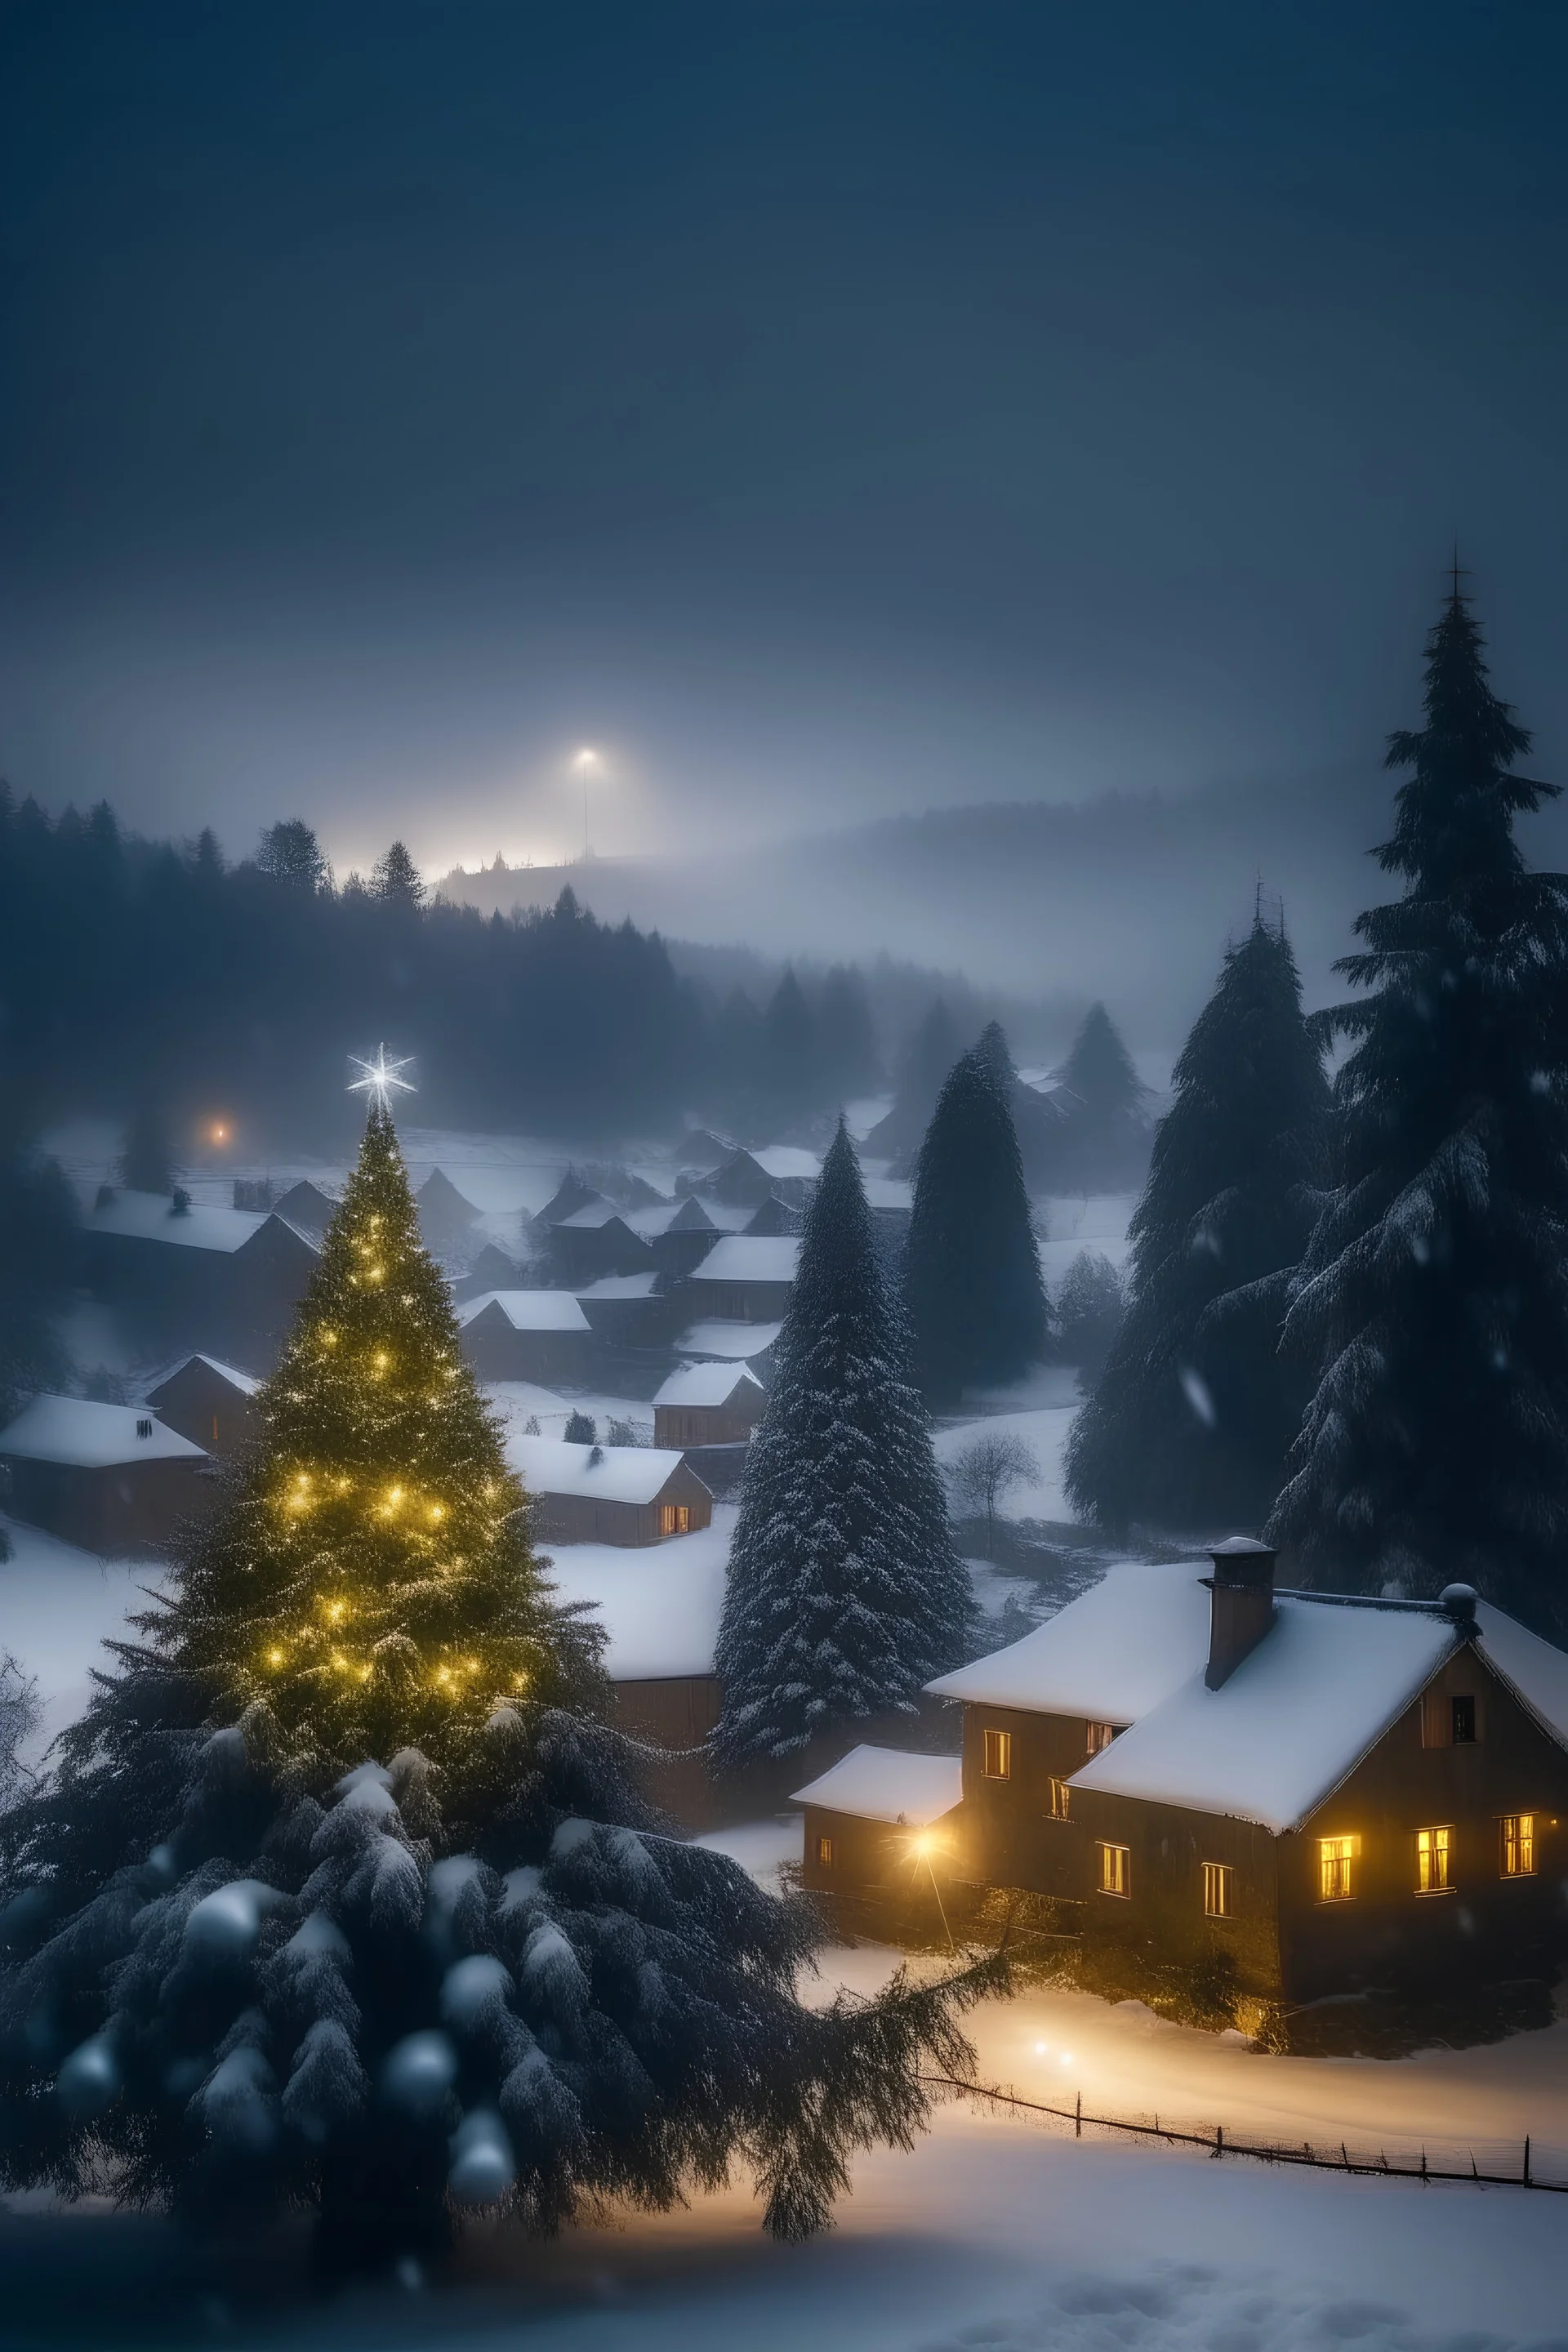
[791,1744,964,1827]
[0,1394,208,1468]
[751,1146,822,1182]
[689,1236,800,1285]
[675,1321,782,1361]
[556,1200,636,1232]
[149,1354,261,1397]
[544,1510,734,1678]
[87,1188,270,1254]
[928,1561,1212,1722]
[1474,1601,1568,1750]
[506,1434,703,1508]
[457,1290,590,1333]
[575,1272,662,1301]
[653,1361,765,1410]
[1070,1595,1460,1833]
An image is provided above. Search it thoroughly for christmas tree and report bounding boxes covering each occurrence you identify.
[904,1044,1049,1403]
[1067,913,1327,1531]
[1269,586,1568,1631]
[715,1122,973,1764]
[0,1076,993,2271]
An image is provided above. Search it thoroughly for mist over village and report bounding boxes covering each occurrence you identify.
[3,9,1568,2352]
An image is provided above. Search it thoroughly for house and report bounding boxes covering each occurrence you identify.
[457,1290,596,1385]
[741,1193,797,1239]
[0,1394,216,1557]
[573,1271,676,1352]
[671,1320,782,1384]
[921,1539,1568,2008]
[684,1235,800,1324]
[145,1354,261,1454]
[653,1362,767,1450]
[83,1188,319,1364]
[452,1241,526,1303]
[702,1147,819,1209]
[537,1169,601,1226]
[795,1747,964,1897]
[416,1168,482,1258]
[548,1198,657,1287]
[626,1194,733,1282]
[506,1434,714,1547]
[270,1178,339,1237]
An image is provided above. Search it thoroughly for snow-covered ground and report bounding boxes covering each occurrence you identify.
[0,1517,157,1765]
[933,1401,1077,1524]
[483,1382,654,1444]
[1036,1192,1138,1290]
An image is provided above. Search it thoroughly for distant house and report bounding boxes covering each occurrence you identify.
[703,1147,818,1209]
[795,1747,964,1898]
[684,1235,800,1324]
[506,1434,714,1548]
[742,1193,797,1238]
[671,1320,782,1384]
[83,1188,318,1365]
[452,1241,526,1303]
[653,1362,767,1450]
[270,1178,339,1237]
[537,1169,601,1226]
[457,1290,596,1385]
[416,1168,482,1258]
[548,1198,657,1287]
[626,1194,732,1282]
[0,1394,216,1557]
[573,1272,675,1352]
[145,1354,261,1454]
[919,1541,1568,2010]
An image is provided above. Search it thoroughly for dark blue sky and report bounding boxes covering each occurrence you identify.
[2,2,1566,879]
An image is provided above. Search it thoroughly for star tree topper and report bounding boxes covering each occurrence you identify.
[348,1045,416,1112]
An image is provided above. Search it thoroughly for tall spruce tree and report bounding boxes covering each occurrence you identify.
[1058,1002,1150,1187]
[862,997,959,1162]
[904,1045,1049,1403]
[0,1098,991,2270]
[1269,588,1568,1630]
[715,1123,972,1764]
[1067,915,1328,1531]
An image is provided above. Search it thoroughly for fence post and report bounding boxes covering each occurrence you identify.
[1214,2124,1223,2160]
[1076,2091,1081,2140]
[1523,2136,1530,2186]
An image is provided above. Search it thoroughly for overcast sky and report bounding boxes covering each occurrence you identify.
[2,2,1566,882]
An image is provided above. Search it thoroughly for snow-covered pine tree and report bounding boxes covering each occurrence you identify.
[1067,913,1327,1531]
[903,1045,1049,1404]
[1058,1002,1149,1187]
[1269,587,1568,1631]
[0,1100,993,2272]
[714,1122,973,1765]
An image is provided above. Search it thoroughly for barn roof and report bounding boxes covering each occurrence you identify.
[674,1320,782,1361]
[575,1272,661,1301]
[791,1745,964,1827]
[1067,1592,1461,1834]
[689,1236,800,1285]
[147,1354,261,1400]
[751,1146,822,1182]
[653,1362,765,1410]
[0,1394,207,1468]
[506,1434,707,1508]
[87,1188,269,1254]
[457,1290,590,1334]
[928,1560,1212,1722]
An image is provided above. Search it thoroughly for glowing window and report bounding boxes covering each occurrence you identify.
[1047,1777,1071,1821]
[1098,1842,1130,1898]
[982,1728,1012,1780]
[1202,1860,1232,1918]
[1085,1721,1117,1755]
[660,1503,692,1536]
[816,1834,833,1869]
[1500,1814,1535,1877]
[1317,1834,1358,1901]
[1415,1826,1451,1893]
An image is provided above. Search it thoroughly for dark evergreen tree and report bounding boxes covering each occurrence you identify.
[1054,1251,1124,1388]
[817,965,880,1103]
[715,1124,972,1764]
[371,841,425,908]
[904,1047,1049,1403]
[117,1100,179,1196]
[0,1118,77,1446]
[1067,915,1327,1531]
[1058,1002,1150,1187]
[255,819,330,893]
[0,1099,994,2273]
[862,998,959,1161]
[1268,589,1568,1629]
[761,969,817,1126]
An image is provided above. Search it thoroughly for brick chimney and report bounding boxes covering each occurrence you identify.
[1204,1536,1277,1690]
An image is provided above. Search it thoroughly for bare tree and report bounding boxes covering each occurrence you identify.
[946,1430,1041,1558]
[0,1653,40,1809]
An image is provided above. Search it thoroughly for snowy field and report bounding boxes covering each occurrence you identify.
[1036,1192,1138,1290]
[0,1518,158,1765]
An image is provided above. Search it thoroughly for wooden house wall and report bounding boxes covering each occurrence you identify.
[685,1276,793,1325]
[550,1221,654,1286]
[611,1675,722,1830]
[528,1461,712,1548]
[0,1454,218,1558]
[653,1393,764,1449]
[147,1362,261,1454]
[953,1699,1112,1899]
[458,1316,598,1387]
[1066,1785,1285,1997]
[800,1806,957,1900]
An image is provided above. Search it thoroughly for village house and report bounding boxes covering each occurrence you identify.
[83,1187,319,1364]
[452,1241,526,1303]
[671,1318,782,1383]
[684,1234,800,1324]
[548,1196,657,1286]
[506,1433,714,1547]
[415,1167,482,1259]
[740,1192,797,1238]
[653,1361,768,1450]
[625,1194,736,1282]
[0,1394,216,1557]
[572,1270,676,1352]
[701,1146,819,1209]
[270,1178,339,1237]
[795,1747,964,1900]
[456,1289,597,1385]
[145,1354,261,1454]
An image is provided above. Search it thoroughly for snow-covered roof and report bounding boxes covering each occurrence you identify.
[675,1321,782,1361]
[575,1272,661,1301]
[751,1147,822,1182]
[689,1236,800,1285]
[1474,1602,1568,1750]
[148,1354,260,1398]
[556,1200,634,1232]
[506,1435,705,1508]
[626,1195,719,1240]
[544,1513,733,1678]
[0,1394,207,1468]
[928,1561,1212,1721]
[457,1290,590,1334]
[791,1744,964,1826]
[87,1189,268,1255]
[862,1176,913,1212]
[1070,1595,1460,1834]
[653,1362,765,1410]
